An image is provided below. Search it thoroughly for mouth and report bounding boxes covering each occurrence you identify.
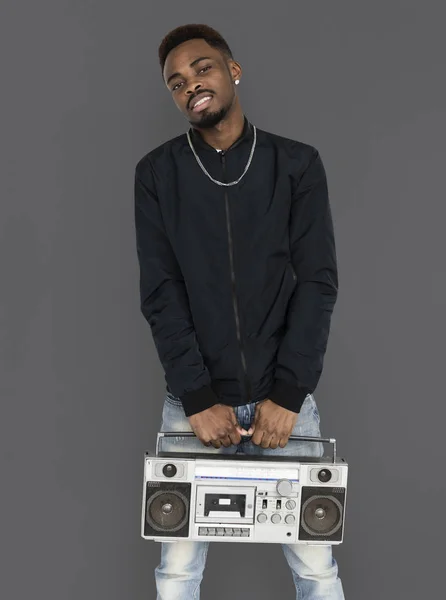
[190,94,213,112]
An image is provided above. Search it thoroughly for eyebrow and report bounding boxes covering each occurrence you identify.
[166,56,212,86]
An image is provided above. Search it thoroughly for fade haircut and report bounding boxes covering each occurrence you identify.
[158,24,233,74]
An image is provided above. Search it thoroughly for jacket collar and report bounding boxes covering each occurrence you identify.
[188,115,253,153]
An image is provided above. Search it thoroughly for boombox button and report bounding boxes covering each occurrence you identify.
[257,513,267,523]
[286,499,296,510]
[271,513,281,524]
[285,514,296,525]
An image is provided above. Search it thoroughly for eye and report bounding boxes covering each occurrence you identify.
[171,65,212,92]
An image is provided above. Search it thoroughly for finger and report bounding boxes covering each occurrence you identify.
[251,427,263,446]
[246,423,255,435]
[211,439,222,449]
[249,413,261,442]
[228,427,241,446]
[196,431,209,446]
[231,410,248,436]
[261,432,273,449]
[278,436,289,448]
[234,422,248,436]
[269,435,279,450]
[221,435,232,448]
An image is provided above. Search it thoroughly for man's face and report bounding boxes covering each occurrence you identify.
[163,38,241,129]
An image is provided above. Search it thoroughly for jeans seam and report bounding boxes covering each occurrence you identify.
[192,543,209,599]
[165,394,182,407]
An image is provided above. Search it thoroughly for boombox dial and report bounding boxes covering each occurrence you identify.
[276,479,293,496]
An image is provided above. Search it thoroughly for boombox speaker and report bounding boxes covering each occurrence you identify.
[141,432,348,545]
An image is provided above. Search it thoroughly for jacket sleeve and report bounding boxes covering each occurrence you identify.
[269,149,339,413]
[134,158,219,417]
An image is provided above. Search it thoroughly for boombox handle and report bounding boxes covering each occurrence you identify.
[156,432,337,464]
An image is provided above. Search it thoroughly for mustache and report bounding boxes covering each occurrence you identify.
[188,90,215,109]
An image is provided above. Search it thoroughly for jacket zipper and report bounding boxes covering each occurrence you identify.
[220,151,251,402]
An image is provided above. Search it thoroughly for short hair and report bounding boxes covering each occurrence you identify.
[158,24,233,73]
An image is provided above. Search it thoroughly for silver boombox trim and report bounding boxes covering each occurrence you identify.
[141,432,348,545]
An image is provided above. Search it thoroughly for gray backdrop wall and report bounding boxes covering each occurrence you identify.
[2,1,445,599]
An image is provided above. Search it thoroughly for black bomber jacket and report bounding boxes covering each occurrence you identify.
[134,116,338,417]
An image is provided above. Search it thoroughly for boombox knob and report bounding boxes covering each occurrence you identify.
[318,469,332,483]
[162,463,177,478]
[276,479,293,496]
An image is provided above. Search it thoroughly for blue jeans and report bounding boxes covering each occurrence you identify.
[155,393,345,600]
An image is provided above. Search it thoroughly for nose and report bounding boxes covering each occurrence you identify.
[185,83,203,107]
[186,80,204,96]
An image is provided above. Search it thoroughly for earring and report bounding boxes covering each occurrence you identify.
[235,79,240,85]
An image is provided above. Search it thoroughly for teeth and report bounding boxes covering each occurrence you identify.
[194,96,211,108]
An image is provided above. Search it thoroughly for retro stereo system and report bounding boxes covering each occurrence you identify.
[141,432,348,545]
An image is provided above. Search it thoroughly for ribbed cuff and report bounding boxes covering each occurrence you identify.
[180,385,220,417]
[268,379,309,413]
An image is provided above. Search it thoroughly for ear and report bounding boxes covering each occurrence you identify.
[228,59,242,84]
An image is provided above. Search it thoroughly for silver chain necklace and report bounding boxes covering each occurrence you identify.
[186,126,257,187]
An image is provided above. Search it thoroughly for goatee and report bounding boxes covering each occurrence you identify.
[189,103,231,130]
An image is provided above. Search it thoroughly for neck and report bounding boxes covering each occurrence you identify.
[193,102,245,151]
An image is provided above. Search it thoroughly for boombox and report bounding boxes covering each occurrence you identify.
[141,432,348,545]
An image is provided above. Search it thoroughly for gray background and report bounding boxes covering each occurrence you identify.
[1,1,445,599]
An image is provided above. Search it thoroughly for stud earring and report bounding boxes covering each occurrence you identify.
[235,79,240,85]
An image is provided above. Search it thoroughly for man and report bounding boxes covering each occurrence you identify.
[134,23,344,600]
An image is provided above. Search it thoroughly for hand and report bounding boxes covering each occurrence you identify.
[249,399,298,449]
[188,404,248,448]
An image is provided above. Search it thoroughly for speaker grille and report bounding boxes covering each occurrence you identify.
[299,486,346,542]
[144,481,191,538]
